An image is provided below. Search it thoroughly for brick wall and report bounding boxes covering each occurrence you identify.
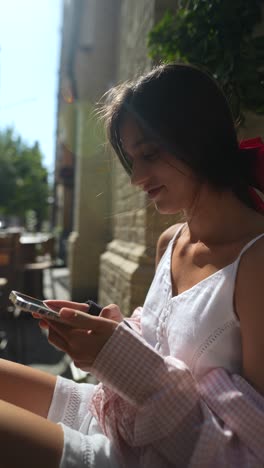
[98,0,177,314]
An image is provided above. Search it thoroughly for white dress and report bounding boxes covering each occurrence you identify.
[48,226,264,467]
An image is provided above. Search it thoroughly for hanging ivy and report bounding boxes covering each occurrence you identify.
[148,0,264,122]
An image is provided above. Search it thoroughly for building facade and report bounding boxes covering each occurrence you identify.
[54,0,120,301]
[55,0,264,314]
[97,0,179,314]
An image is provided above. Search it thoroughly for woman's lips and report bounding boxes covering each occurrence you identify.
[147,186,164,199]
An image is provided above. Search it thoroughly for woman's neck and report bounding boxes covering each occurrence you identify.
[183,187,264,245]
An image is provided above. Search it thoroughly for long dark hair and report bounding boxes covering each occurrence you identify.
[101,63,254,208]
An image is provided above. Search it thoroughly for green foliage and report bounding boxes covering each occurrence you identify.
[148,0,264,120]
[0,128,49,227]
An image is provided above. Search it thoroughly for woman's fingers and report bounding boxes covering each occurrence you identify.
[47,324,93,358]
[99,304,123,322]
[44,310,119,366]
[58,308,110,329]
[32,312,43,319]
[44,300,89,313]
[47,326,69,352]
[38,319,49,329]
[37,303,120,365]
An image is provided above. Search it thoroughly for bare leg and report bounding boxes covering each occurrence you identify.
[0,399,63,468]
[0,358,56,417]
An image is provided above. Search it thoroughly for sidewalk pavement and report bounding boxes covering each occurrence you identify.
[43,267,70,301]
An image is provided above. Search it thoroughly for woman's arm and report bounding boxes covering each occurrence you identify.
[90,324,264,466]
[235,236,264,395]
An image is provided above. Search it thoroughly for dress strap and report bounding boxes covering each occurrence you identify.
[158,223,186,272]
[171,222,186,243]
[232,232,264,296]
[165,223,186,263]
[236,232,264,261]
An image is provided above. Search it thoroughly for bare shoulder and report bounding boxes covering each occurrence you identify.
[236,234,264,302]
[155,223,184,267]
[235,234,264,394]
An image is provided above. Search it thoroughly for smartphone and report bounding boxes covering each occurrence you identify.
[9,291,104,323]
[9,290,61,321]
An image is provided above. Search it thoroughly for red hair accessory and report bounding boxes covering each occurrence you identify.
[239,137,264,214]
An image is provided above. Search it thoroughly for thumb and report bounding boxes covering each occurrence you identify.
[100,304,123,323]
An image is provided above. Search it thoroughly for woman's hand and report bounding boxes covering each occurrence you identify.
[40,304,122,370]
[44,299,90,314]
[44,299,124,322]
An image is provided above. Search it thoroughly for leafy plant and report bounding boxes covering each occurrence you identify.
[148,0,264,121]
[0,128,49,228]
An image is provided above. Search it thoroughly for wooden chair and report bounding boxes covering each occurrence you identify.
[21,235,57,299]
[0,232,21,316]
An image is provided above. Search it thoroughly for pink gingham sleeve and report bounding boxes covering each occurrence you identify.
[125,306,142,333]
[89,322,264,467]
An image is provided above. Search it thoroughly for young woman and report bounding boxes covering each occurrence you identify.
[0,63,264,467]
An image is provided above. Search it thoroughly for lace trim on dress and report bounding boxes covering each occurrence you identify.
[63,386,83,428]
[190,319,238,373]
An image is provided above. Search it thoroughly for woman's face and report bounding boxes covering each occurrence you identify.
[119,116,200,214]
